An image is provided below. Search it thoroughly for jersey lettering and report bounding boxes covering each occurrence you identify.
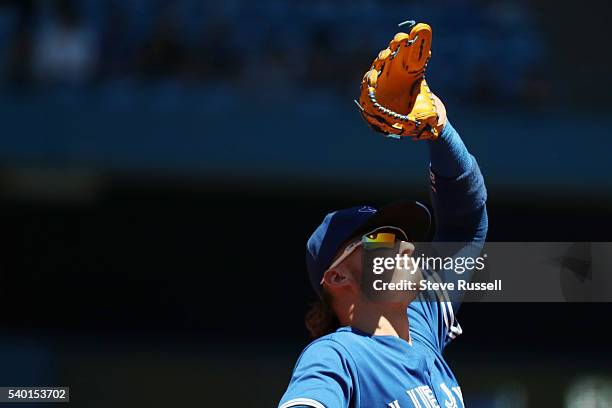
[402,385,441,408]
[440,383,457,408]
[452,387,464,406]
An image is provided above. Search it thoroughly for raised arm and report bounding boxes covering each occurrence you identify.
[354,20,488,350]
[424,112,488,322]
[404,112,489,351]
[427,119,488,244]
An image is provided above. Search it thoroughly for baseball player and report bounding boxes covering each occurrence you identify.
[278,22,488,408]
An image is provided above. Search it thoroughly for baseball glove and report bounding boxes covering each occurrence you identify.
[356,21,444,140]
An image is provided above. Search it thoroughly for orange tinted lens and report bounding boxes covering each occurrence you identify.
[363,232,396,243]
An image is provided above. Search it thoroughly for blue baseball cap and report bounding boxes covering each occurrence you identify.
[306,199,431,296]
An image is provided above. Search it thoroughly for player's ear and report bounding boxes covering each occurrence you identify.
[322,267,354,289]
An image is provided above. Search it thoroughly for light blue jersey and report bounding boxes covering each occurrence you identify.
[279,280,466,408]
[280,123,487,408]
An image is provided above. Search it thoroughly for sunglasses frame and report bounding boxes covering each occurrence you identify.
[320,225,409,284]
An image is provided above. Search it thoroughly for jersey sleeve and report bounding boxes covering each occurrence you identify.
[408,272,463,352]
[278,339,355,408]
[410,126,488,351]
[429,146,488,315]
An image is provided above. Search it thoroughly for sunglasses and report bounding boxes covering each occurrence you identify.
[321,226,409,283]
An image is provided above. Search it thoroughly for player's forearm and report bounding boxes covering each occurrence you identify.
[427,121,488,242]
[427,121,472,179]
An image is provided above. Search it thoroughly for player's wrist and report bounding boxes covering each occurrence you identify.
[427,121,473,179]
[431,93,447,138]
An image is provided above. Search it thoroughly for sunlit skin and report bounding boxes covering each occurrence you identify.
[321,239,420,344]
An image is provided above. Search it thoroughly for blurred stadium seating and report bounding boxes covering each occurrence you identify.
[0,0,546,102]
[0,0,610,196]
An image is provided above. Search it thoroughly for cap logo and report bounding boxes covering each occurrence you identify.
[358,206,377,213]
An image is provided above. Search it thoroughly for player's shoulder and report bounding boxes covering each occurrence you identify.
[320,326,373,346]
[297,327,364,364]
[301,329,352,354]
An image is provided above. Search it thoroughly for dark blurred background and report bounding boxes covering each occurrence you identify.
[0,0,611,407]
